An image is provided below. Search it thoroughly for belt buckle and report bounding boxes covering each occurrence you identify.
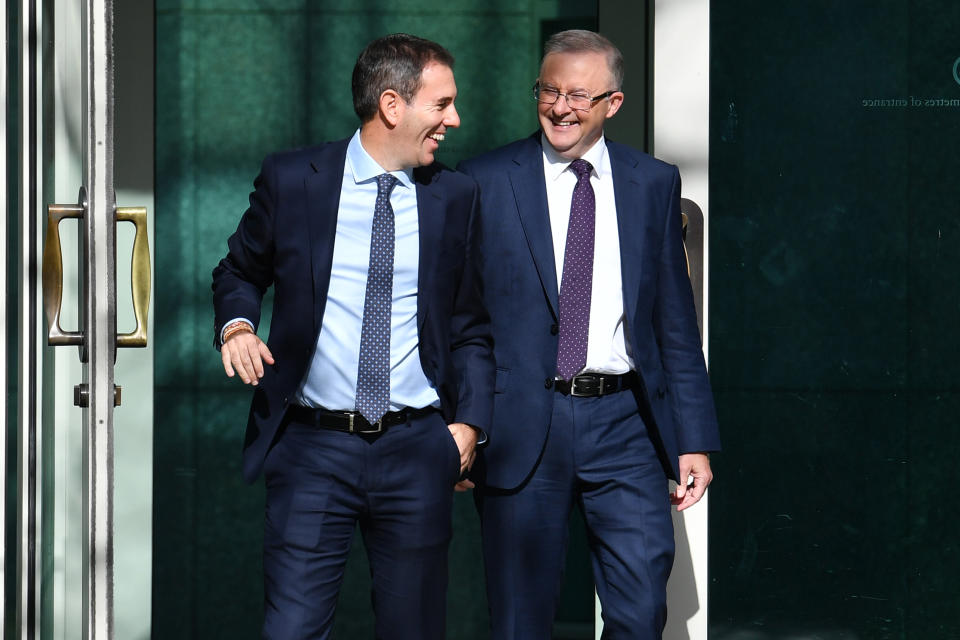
[570,375,599,397]
[347,412,383,434]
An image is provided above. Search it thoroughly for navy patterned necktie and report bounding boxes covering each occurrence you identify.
[556,159,595,381]
[355,173,398,423]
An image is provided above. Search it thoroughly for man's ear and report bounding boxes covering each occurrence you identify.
[379,89,404,127]
[604,91,625,119]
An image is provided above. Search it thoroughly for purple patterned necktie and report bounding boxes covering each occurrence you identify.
[355,173,398,424]
[556,159,595,381]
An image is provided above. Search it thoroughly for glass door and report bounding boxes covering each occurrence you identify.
[4,1,154,638]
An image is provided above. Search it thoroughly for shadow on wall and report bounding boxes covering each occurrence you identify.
[669,510,701,634]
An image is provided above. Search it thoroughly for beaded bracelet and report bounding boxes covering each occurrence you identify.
[222,321,254,344]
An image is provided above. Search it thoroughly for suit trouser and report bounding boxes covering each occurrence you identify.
[477,387,675,640]
[261,408,461,640]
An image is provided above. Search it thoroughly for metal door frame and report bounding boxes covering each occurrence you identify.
[654,2,713,639]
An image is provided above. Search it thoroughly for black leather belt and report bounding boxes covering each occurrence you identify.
[287,405,433,434]
[554,372,638,397]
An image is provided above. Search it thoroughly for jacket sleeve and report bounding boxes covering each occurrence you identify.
[211,154,278,349]
[652,167,721,454]
[449,179,496,434]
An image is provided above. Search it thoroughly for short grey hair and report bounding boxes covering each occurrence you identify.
[542,29,624,90]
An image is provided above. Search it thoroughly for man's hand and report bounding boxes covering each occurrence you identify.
[671,453,713,511]
[447,422,479,492]
[221,331,275,386]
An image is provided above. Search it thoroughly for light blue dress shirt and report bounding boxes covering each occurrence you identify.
[297,130,440,412]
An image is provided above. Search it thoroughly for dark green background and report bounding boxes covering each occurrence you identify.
[153,1,960,638]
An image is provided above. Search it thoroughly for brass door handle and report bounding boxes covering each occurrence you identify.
[43,195,151,350]
[43,200,86,346]
[116,206,150,348]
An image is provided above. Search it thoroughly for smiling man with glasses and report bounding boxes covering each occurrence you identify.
[458,30,721,639]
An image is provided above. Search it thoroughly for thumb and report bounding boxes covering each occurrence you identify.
[675,462,692,499]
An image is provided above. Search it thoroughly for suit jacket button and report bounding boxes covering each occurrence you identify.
[544,378,554,389]
[550,324,559,335]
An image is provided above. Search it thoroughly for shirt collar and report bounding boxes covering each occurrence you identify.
[541,132,608,183]
[346,129,415,189]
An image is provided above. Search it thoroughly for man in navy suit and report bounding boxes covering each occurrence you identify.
[458,30,721,639]
[212,34,493,639]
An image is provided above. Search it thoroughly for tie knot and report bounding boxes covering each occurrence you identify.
[570,159,592,181]
[376,173,398,197]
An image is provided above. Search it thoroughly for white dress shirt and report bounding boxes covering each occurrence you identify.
[542,134,634,375]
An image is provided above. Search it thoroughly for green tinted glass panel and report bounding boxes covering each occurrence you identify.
[709,2,960,638]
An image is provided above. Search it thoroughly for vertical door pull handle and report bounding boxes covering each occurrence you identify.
[43,199,86,346]
[116,206,150,348]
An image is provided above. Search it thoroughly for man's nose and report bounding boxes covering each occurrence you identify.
[551,94,573,115]
[445,105,461,129]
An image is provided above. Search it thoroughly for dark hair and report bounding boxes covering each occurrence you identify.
[542,30,624,89]
[352,33,455,122]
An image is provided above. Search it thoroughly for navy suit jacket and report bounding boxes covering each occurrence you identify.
[459,134,720,490]
[213,138,495,483]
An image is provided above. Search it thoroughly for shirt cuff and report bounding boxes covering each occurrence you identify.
[470,425,488,447]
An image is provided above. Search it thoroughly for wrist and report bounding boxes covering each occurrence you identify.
[466,424,487,447]
[222,321,254,343]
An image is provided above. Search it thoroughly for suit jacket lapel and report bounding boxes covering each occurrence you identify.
[305,140,349,334]
[415,168,445,332]
[510,136,559,317]
[608,143,646,330]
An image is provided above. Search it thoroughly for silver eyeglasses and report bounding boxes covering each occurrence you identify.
[533,82,618,111]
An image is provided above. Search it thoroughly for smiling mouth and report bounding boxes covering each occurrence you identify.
[551,120,577,127]
[429,133,445,142]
